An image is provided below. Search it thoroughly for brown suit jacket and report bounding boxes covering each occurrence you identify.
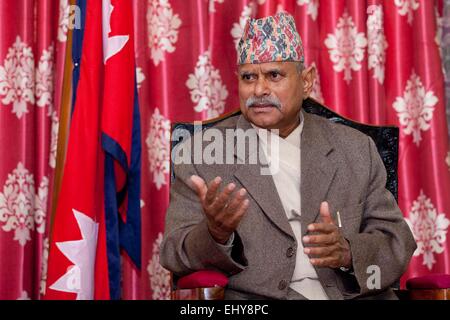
[160,110,417,300]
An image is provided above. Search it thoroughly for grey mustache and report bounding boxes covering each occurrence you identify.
[245,96,282,109]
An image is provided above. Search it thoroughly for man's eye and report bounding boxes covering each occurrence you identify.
[270,72,280,79]
[242,74,255,81]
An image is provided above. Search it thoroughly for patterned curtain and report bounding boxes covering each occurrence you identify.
[0,0,68,299]
[137,0,450,299]
[442,0,450,157]
[1,0,449,300]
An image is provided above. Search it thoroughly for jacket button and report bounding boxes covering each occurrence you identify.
[286,247,295,258]
[278,280,288,290]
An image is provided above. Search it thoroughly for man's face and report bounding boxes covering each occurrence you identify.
[238,61,314,135]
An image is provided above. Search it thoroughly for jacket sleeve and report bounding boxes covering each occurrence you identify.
[159,144,248,277]
[345,136,417,296]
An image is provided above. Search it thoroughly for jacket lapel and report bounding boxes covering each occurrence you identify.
[233,115,295,240]
[233,112,342,299]
[300,112,342,299]
[300,111,337,237]
[232,111,338,240]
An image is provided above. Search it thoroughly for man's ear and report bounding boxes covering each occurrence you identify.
[302,65,316,99]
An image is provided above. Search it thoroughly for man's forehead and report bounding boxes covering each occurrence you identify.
[239,61,296,72]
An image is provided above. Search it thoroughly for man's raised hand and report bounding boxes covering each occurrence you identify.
[303,201,352,269]
[189,175,249,244]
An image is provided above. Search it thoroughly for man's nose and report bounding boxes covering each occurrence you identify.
[254,77,270,97]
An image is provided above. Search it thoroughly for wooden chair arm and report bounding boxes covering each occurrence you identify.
[407,288,450,300]
[171,270,228,300]
[172,287,225,300]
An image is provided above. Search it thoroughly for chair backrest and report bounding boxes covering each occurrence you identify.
[170,97,399,201]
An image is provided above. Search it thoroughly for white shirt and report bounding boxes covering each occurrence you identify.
[252,113,329,300]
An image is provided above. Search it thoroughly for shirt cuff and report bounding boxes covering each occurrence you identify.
[216,233,235,255]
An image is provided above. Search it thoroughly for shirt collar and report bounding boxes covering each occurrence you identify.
[251,110,304,148]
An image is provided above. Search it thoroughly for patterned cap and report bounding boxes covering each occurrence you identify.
[237,12,304,65]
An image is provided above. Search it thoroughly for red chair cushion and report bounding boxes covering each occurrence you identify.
[406,274,450,289]
[177,271,229,289]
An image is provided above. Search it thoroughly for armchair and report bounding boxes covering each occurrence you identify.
[405,274,450,300]
[168,97,448,300]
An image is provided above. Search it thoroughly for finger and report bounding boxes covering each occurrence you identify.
[304,246,334,258]
[303,233,338,245]
[204,177,222,205]
[319,201,334,224]
[227,199,249,227]
[189,175,207,200]
[309,257,336,268]
[210,182,236,212]
[224,188,247,214]
[307,222,336,234]
[213,198,249,233]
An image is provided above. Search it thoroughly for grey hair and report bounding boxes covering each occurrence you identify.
[296,61,305,74]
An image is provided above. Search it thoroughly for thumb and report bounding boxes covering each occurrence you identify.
[319,201,333,224]
[189,175,207,200]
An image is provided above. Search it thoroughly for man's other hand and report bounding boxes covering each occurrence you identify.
[189,175,249,245]
[303,201,352,269]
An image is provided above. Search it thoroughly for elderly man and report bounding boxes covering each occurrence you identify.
[160,12,416,300]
